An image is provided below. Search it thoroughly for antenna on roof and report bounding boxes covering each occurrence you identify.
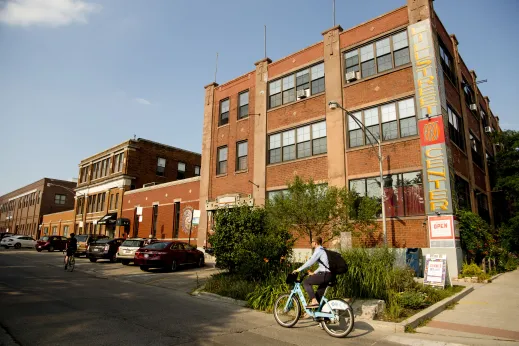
[333,0,336,26]
[214,52,219,83]
[133,134,136,140]
[264,25,267,59]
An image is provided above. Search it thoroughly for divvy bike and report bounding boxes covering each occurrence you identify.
[273,272,354,338]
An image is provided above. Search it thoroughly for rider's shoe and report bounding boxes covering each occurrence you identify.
[64,264,67,270]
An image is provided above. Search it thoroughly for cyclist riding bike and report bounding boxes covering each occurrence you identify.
[292,236,332,308]
[64,233,78,270]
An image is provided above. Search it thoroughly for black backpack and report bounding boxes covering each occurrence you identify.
[319,248,348,275]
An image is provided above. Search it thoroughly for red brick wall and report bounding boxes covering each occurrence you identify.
[451,145,469,178]
[268,43,324,79]
[466,110,481,137]
[434,15,454,56]
[267,95,325,132]
[444,77,461,112]
[347,139,421,176]
[343,68,414,109]
[473,165,486,191]
[41,210,75,237]
[266,156,328,188]
[340,7,408,49]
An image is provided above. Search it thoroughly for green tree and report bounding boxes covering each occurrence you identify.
[266,176,380,245]
[457,209,494,263]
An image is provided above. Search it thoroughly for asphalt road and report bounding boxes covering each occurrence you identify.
[0,249,402,346]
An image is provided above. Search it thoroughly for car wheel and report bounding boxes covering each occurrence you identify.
[140,266,149,272]
[198,256,205,268]
[14,243,21,249]
[89,258,97,263]
[171,260,178,272]
[121,260,130,265]
[48,246,54,252]
[36,249,42,252]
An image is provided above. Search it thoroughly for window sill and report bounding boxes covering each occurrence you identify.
[473,163,485,173]
[443,71,459,90]
[215,174,228,178]
[234,169,248,175]
[374,215,427,221]
[343,63,412,88]
[237,116,249,123]
[267,91,325,113]
[217,123,230,129]
[449,141,467,156]
[345,135,419,153]
[267,153,327,168]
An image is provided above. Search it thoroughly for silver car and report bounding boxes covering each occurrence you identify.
[116,238,147,265]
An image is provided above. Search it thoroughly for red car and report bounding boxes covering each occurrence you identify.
[134,241,204,272]
[36,236,68,252]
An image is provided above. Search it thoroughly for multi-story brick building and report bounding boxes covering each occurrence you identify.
[74,138,201,238]
[197,0,501,274]
[0,178,76,238]
[41,210,75,237]
[121,177,200,242]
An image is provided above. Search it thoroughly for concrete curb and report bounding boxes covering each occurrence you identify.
[193,291,248,307]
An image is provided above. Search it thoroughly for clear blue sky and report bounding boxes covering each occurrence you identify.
[0,0,517,195]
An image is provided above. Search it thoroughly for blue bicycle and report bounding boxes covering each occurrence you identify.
[273,272,354,338]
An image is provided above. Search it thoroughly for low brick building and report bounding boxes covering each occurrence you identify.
[0,178,76,238]
[121,177,200,243]
[41,210,75,237]
[197,0,501,263]
[74,138,201,238]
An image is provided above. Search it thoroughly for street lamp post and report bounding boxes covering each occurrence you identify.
[328,101,388,246]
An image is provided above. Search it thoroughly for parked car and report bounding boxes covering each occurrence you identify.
[134,241,204,272]
[75,234,109,257]
[1,235,36,249]
[36,235,68,252]
[116,238,150,265]
[0,232,15,241]
[87,238,125,263]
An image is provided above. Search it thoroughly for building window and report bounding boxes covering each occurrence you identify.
[109,194,114,210]
[344,31,409,81]
[438,40,456,84]
[114,152,124,173]
[349,171,425,217]
[115,193,119,209]
[348,98,417,148]
[268,62,325,109]
[44,227,48,235]
[177,162,186,180]
[80,166,89,183]
[463,79,475,106]
[156,157,166,176]
[455,175,471,211]
[268,121,327,164]
[470,132,483,168]
[267,189,289,202]
[238,91,249,119]
[477,192,490,223]
[219,99,229,126]
[194,166,200,176]
[217,146,228,175]
[152,204,158,237]
[52,226,57,235]
[236,141,248,171]
[55,194,66,205]
[448,106,464,150]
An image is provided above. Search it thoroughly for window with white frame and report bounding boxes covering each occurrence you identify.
[219,99,229,126]
[55,194,66,205]
[268,121,327,164]
[217,146,228,175]
[194,165,200,176]
[238,91,249,119]
[268,62,325,109]
[177,162,186,179]
[236,141,248,171]
[156,157,166,176]
[448,106,464,150]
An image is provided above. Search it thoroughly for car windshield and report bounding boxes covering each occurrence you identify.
[40,236,49,241]
[122,240,143,247]
[92,239,110,244]
[144,242,168,250]
[76,235,88,242]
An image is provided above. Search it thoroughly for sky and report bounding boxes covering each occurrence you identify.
[0,0,517,196]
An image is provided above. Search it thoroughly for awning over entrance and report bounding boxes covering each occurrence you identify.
[97,213,117,225]
[116,218,131,227]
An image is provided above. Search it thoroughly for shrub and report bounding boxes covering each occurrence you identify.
[397,290,428,309]
[457,210,494,264]
[204,273,257,301]
[459,262,491,281]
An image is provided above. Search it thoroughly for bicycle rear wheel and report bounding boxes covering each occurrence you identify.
[273,293,300,328]
[321,298,354,338]
[67,257,75,272]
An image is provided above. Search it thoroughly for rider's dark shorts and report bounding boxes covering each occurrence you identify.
[66,248,76,256]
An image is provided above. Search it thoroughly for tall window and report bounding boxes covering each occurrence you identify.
[448,106,464,150]
[217,146,228,175]
[439,40,456,84]
[463,79,475,106]
[63,225,69,237]
[156,157,166,176]
[348,98,417,148]
[114,152,124,173]
[109,194,114,210]
[470,133,483,168]
[80,166,89,183]
[268,62,325,109]
[238,91,249,119]
[194,166,200,176]
[455,175,471,211]
[219,99,229,126]
[52,226,57,235]
[349,171,424,217]
[344,31,409,81]
[151,204,158,237]
[55,194,66,205]
[133,208,140,237]
[87,196,93,213]
[268,121,327,164]
[173,202,180,238]
[177,162,186,179]
[236,141,248,171]
[115,193,119,209]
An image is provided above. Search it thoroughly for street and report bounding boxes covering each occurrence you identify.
[0,249,401,346]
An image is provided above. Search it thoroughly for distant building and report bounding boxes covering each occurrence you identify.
[0,178,76,238]
[41,210,75,237]
[74,138,201,238]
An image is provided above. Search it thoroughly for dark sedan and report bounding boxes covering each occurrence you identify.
[87,238,124,263]
[134,241,204,272]
[36,236,68,252]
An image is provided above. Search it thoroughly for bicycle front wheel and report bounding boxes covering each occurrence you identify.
[67,257,75,272]
[273,293,300,328]
[321,298,354,338]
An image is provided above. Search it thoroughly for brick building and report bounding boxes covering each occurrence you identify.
[197,0,500,262]
[121,177,200,242]
[74,138,201,238]
[41,210,75,237]
[0,178,76,238]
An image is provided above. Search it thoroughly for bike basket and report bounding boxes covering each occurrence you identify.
[286,273,298,285]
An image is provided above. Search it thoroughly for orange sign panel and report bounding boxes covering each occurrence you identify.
[419,117,445,147]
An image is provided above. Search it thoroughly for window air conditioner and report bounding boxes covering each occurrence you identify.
[484,126,492,133]
[469,104,477,111]
[296,89,310,100]
[346,71,359,82]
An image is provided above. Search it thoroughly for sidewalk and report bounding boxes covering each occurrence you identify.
[395,269,519,345]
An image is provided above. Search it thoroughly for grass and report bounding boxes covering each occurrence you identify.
[203,272,257,301]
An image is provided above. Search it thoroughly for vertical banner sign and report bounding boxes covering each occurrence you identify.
[408,20,453,215]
